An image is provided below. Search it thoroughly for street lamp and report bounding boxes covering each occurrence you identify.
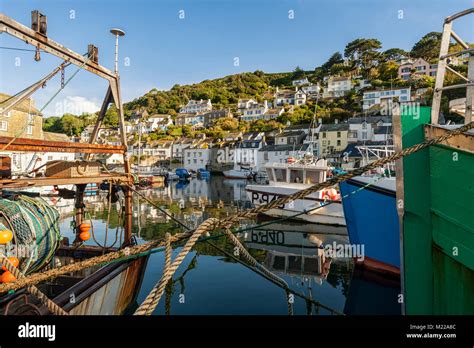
[110,28,125,74]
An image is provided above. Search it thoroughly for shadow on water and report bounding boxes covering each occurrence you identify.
[55,176,401,315]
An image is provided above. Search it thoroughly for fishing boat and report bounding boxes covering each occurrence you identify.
[246,158,346,226]
[339,175,399,275]
[175,168,191,180]
[223,166,255,179]
[197,168,210,179]
[0,11,148,315]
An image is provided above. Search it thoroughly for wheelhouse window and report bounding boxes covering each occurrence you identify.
[274,168,286,182]
[289,169,303,183]
[266,168,274,181]
[305,170,321,185]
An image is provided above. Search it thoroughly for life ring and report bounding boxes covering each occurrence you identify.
[321,188,339,201]
[287,157,296,163]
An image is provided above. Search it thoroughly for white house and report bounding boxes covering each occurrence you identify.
[184,144,211,171]
[233,138,264,169]
[240,100,268,121]
[179,99,212,114]
[146,114,173,132]
[237,99,257,110]
[274,87,307,106]
[302,83,321,98]
[294,88,307,106]
[275,130,306,145]
[362,87,411,111]
[130,141,173,161]
[172,138,195,162]
[323,76,352,98]
[258,143,309,168]
[347,116,392,142]
[292,78,310,86]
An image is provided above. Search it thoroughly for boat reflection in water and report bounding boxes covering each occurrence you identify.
[239,221,401,315]
[239,223,347,286]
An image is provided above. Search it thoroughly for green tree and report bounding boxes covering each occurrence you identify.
[60,114,82,136]
[377,61,400,82]
[321,52,344,72]
[292,66,305,80]
[382,48,409,61]
[344,38,382,75]
[42,116,62,132]
[104,104,119,127]
[411,32,442,61]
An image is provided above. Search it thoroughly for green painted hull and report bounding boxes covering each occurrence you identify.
[401,106,474,314]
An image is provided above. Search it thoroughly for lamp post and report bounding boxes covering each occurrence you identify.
[110,28,125,74]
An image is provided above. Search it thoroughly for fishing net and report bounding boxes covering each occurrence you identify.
[0,194,61,274]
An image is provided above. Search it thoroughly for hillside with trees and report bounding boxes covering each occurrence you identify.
[43,30,469,137]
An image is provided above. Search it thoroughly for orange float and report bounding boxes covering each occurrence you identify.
[0,271,16,283]
[1,256,19,271]
[79,231,91,241]
[79,223,91,233]
[0,229,13,244]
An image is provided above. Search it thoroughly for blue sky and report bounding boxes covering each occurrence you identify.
[1,0,472,116]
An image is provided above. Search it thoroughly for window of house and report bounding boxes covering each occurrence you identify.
[362,132,368,140]
[27,125,33,135]
[0,110,11,117]
[48,156,53,161]
[0,121,7,131]
[322,132,326,138]
[337,131,341,138]
[337,140,341,146]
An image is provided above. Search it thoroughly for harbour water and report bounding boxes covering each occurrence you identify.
[57,176,401,315]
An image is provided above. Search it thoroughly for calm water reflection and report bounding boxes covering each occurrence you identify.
[55,176,401,315]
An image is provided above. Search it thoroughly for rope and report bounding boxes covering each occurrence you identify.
[0,121,472,294]
[221,227,293,316]
[163,233,172,315]
[0,254,68,315]
[133,219,220,315]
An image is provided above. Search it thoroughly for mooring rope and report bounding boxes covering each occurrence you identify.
[134,219,220,315]
[0,121,472,296]
[0,254,68,315]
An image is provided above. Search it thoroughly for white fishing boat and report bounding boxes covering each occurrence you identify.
[245,157,346,226]
[223,166,255,179]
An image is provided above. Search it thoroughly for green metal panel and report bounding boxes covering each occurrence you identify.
[401,107,433,314]
[402,106,474,314]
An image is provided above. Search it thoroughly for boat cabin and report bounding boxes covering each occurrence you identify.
[264,160,330,185]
